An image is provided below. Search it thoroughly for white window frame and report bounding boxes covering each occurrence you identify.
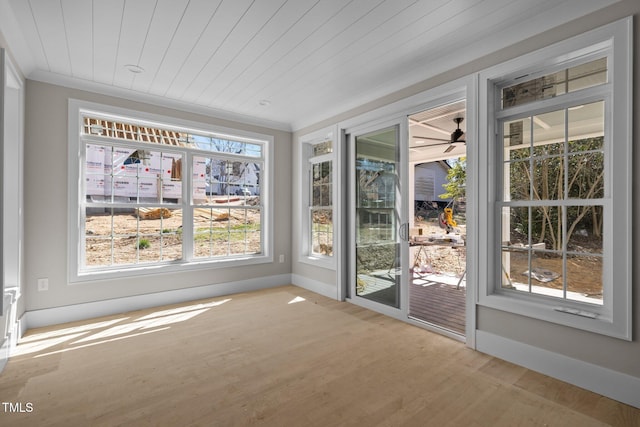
[298,126,337,269]
[477,17,632,339]
[68,100,274,283]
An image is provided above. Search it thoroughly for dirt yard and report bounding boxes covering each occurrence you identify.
[413,217,603,302]
[84,204,602,302]
[412,219,467,276]
[84,204,261,266]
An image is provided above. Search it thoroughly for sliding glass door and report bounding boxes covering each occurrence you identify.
[349,122,408,310]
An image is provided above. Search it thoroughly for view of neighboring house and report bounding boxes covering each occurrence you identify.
[414,161,452,206]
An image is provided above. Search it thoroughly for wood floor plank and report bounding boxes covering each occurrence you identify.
[0,285,637,426]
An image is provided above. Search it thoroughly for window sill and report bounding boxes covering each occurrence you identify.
[71,255,273,284]
[298,254,336,270]
[477,291,630,340]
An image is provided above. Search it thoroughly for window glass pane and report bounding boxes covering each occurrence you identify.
[501,58,607,109]
[502,206,529,246]
[137,177,158,202]
[567,205,603,254]
[529,250,564,299]
[227,162,260,200]
[567,101,604,200]
[312,160,332,207]
[531,206,562,251]
[161,153,182,203]
[356,160,396,209]
[503,118,532,202]
[533,110,565,155]
[567,152,604,199]
[85,175,112,203]
[82,117,188,147]
[228,209,261,255]
[506,160,530,201]
[311,209,333,256]
[137,236,161,263]
[82,116,265,157]
[502,73,559,108]
[85,144,108,172]
[84,206,182,267]
[192,136,262,157]
[192,208,261,258]
[501,206,533,290]
[528,109,565,204]
[86,146,183,204]
[566,255,603,304]
[568,58,607,92]
[112,236,138,265]
[568,136,604,153]
[193,208,214,258]
[532,155,563,201]
[159,209,183,261]
[192,156,208,203]
[313,140,333,156]
[501,206,566,296]
[506,143,531,162]
[192,157,261,206]
[504,118,531,150]
[501,246,528,290]
[85,237,112,267]
[568,101,604,148]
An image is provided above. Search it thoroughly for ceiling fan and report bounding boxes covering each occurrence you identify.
[412,117,466,153]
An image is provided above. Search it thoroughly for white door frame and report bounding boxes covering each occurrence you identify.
[344,115,410,319]
[337,76,478,347]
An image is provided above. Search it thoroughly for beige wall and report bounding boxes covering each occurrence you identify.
[23,80,292,311]
[9,0,640,387]
[292,0,640,378]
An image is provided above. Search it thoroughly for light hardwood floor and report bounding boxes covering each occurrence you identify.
[1,285,638,426]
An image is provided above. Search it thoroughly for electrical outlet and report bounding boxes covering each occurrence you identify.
[37,278,49,291]
[279,254,285,263]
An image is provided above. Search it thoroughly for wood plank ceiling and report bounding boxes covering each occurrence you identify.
[6,0,620,130]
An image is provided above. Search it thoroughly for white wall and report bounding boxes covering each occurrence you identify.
[23,81,292,316]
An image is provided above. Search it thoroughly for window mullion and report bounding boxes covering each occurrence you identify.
[183,151,194,262]
[562,108,569,300]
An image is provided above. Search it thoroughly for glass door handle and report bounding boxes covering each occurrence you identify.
[399,222,410,241]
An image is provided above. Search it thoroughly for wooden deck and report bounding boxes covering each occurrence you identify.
[409,273,466,335]
[355,269,466,334]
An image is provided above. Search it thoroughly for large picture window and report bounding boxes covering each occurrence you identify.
[478,18,632,339]
[70,102,271,280]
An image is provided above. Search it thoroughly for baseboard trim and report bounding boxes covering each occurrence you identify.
[476,330,640,409]
[24,274,292,330]
[291,274,337,300]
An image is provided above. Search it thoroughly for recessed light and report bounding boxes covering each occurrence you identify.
[124,64,144,74]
